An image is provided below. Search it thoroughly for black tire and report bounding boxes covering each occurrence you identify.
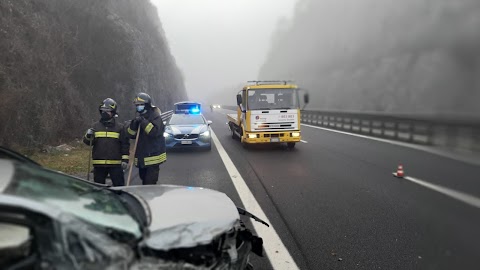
[287,142,296,149]
[240,128,249,149]
[230,124,236,139]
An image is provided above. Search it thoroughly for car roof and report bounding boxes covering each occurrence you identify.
[170,113,205,117]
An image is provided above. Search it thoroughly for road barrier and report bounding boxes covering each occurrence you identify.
[161,110,174,122]
[301,110,480,152]
[220,105,480,152]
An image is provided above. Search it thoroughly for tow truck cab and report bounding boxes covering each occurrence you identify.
[227,81,308,149]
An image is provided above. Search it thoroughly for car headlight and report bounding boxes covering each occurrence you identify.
[164,132,172,138]
[291,132,300,137]
[248,134,257,139]
[200,130,210,137]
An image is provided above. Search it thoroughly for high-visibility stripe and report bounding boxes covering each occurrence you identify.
[122,155,129,160]
[128,127,137,136]
[145,123,154,134]
[94,132,120,139]
[135,153,167,166]
[144,153,167,165]
[92,160,122,165]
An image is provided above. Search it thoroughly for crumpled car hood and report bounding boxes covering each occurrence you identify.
[166,124,207,135]
[118,185,239,251]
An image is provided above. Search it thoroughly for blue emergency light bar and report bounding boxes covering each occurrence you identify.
[174,102,202,114]
[190,107,200,114]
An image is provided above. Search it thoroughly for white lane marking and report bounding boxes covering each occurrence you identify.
[301,124,480,166]
[401,176,480,209]
[300,140,308,144]
[211,130,299,270]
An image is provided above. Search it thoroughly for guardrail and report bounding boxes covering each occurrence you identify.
[216,105,237,111]
[301,110,480,152]
[161,110,174,122]
[219,105,480,152]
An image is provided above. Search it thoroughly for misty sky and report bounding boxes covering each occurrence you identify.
[151,0,297,103]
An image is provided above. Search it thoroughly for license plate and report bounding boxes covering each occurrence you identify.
[270,138,280,142]
[181,140,192,145]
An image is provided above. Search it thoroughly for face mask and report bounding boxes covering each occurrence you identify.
[101,111,112,120]
[136,105,145,113]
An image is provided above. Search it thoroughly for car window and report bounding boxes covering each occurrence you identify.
[0,223,32,267]
[169,114,206,125]
[3,163,142,240]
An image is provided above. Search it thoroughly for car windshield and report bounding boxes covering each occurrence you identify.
[3,162,142,239]
[247,88,299,110]
[169,114,205,125]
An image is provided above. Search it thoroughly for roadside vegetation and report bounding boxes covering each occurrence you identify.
[25,140,90,176]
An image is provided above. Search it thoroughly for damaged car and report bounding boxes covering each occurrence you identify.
[0,150,265,269]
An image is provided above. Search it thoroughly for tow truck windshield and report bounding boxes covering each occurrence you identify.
[247,88,299,110]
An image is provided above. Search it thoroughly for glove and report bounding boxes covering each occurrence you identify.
[130,116,143,130]
[86,128,95,138]
[121,161,128,171]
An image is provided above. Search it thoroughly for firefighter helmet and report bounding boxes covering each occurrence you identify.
[99,98,117,114]
[133,93,152,106]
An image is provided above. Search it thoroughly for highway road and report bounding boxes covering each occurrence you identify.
[129,109,480,270]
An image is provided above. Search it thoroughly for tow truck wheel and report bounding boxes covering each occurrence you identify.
[287,142,296,149]
[230,124,236,139]
[240,128,249,149]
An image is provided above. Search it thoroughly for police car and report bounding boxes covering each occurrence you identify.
[164,102,212,150]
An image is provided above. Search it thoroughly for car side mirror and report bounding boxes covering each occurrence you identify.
[304,93,309,104]
[236,94,242,106]
[207,120,213,125]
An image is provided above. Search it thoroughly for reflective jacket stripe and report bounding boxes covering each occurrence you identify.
[134,153,166,166]
[145,123,154,134]
[94,132,120,139]
[127,127,137,136]
[92,160,122,165]
[121,155,129,160]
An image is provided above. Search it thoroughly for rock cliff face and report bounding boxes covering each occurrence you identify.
[0,0,186,147]
[260,0,480,115]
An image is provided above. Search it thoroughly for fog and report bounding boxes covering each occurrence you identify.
[151,0,297,105]
[260,0,480,115]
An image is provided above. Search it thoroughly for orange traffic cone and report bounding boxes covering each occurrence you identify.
[393,165,404,178]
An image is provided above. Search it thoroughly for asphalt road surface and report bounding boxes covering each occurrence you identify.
[126,109,480,270]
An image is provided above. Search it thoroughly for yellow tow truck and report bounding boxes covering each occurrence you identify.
[227,81,309,149]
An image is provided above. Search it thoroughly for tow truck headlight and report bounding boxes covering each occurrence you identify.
[248,134,257,139]
[164,132,172,138]
[200,130,210,137]
[291,132,300,137]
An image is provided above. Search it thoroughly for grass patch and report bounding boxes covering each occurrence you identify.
[28,140,91,175]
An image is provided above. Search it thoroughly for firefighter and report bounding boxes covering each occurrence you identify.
[83,98,130,186]
[127,93,166,185]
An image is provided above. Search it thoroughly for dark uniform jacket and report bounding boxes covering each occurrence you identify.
[83,118,130,166]
[127,107,166,168]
